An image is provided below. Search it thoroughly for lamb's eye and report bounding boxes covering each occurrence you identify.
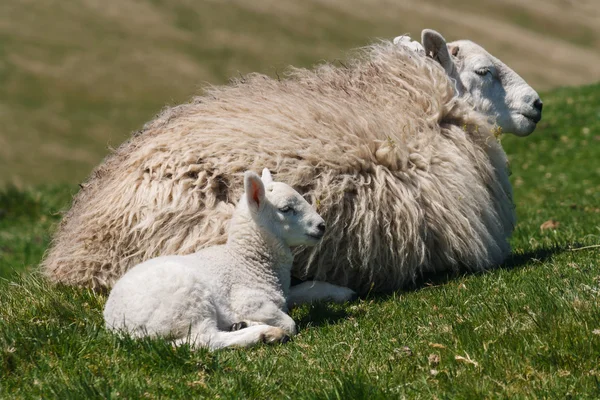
[279,206,293,214]
[475,68,491,76]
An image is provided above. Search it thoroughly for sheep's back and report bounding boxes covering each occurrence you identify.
[41,43,515,292]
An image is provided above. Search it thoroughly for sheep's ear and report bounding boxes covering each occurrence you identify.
[422,29,455,76]
[244,171,266,213]
[261,168,273,185]
[448,43,459,57]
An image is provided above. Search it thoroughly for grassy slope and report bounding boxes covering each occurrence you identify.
[0,83,599,398]
[1,0,599,187]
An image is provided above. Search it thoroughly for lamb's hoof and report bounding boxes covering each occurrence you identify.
[279,335,291,344]
[230,321,248,331]
[260,327,289,345]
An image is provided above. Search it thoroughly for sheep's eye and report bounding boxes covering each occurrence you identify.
[279,206,293,214]
[475,68,491,76]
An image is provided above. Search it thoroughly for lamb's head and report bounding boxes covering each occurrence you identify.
[244,169,325,247]
[421,29,543,136]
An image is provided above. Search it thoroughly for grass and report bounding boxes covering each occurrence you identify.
[0,186,74,279]
[1,81,599,397]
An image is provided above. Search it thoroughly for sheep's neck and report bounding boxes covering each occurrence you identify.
[226,215,293,293]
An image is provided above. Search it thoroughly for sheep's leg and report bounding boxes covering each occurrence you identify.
[175,323,289,350]
[230,317,293,333]
[230,320,278,331]
[288,281,357,307]
[234,303,297,336]
[230,321,249,331]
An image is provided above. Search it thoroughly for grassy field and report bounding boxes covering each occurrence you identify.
[1,0,600,187]
[1,0,599,396]
[0,82,599,398]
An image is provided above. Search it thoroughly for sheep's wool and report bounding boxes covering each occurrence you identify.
[42,42,515,294]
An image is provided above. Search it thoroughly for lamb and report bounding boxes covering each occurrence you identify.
[104,169,354,350]
[42,29,543,295]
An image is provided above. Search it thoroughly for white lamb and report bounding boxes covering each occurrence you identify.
[103,169,354,350]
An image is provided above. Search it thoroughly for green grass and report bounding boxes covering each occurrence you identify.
[1,83,599,398]
[0,186,74,279]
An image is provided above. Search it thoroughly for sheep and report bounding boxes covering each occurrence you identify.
[104,169,354,350]
[397,30,543,136]
[42,29,543,295]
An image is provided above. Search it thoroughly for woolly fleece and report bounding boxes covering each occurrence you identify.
[42,41,515,294]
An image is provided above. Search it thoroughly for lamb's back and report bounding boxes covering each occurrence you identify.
[104,249,232,336]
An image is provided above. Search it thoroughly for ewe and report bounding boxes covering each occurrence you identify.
[104,169,354,350]
[397,30,543,136]
[44,29,543,294]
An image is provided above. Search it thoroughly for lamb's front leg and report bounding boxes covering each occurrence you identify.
[232,299,297,336]
[288,281,357,308]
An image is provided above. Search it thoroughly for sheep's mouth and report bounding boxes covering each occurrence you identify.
[522,112,541,124]
[306,233,324,241]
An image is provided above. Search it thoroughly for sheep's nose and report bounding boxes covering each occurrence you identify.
[317,222,326,233]
[533,98,543,112]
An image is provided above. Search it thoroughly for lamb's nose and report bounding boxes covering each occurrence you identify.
[533,98,543,112]
[317,222,326,233]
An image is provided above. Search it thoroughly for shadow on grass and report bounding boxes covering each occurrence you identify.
[500,245,566,270]
[289,276,355,328]
[397,244,569,295]
[294,301,352,330]
[318,244,573,304]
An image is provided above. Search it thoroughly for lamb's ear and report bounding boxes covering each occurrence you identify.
[422,29,455,76]
[244,171,266,213]
[261,168,273,185]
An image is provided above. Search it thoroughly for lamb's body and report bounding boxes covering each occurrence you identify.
[104,170,331,349]
[105,246,293,349]
[45,40,516,294]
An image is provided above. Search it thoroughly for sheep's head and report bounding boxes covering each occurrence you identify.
[420,29,543,137]
[244,169,325,248]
